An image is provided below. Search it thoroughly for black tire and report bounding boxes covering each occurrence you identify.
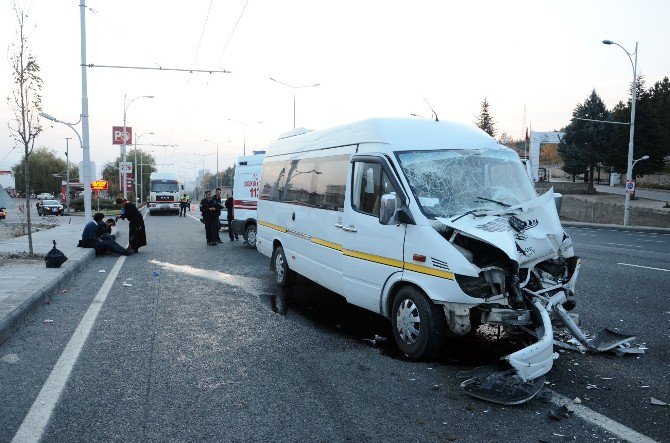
[391,286,446,359]
[244,224,257,249]
[272,246,296,288]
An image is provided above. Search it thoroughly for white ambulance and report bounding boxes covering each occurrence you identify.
[257,118,583,387]
[231,152,264,248]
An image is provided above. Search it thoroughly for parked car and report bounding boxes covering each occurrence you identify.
[39,199,64,216]
[36,192,55,200]
[0,207,6,220]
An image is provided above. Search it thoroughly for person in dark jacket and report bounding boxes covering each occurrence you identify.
[82,212,131,256]
[115,198,147,253]
[96,218,116,241]
[200,190,218,245]
[212,188,223,243]
[224,193,239,241]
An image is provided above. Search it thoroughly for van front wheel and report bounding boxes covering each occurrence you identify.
[272,246,296,287]
[391,286,445,359]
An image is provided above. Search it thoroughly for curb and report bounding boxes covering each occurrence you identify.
[562,221,670,234]
[0,249,95,345]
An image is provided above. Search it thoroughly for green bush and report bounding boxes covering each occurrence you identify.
[71,197,119,212]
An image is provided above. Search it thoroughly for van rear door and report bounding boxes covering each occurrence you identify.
[341,157,405,313]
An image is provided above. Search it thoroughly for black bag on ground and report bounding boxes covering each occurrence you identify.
[45,240,68,268]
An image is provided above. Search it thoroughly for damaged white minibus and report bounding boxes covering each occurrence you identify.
[257,118,590,401]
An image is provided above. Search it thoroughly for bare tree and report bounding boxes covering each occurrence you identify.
[7,5,43,256]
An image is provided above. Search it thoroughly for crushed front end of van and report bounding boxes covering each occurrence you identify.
[430,190,639,404]
[396,147,641,405]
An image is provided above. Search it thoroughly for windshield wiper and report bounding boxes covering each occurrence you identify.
[451,208,492,222]
[476,196,510,208]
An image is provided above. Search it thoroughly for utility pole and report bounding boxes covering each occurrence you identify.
[65,137,72,213]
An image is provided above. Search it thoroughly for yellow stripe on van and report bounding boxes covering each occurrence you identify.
[404,263,455,280]
[311,237,343,251]
[259,221,287,233]
[342,249,404,268]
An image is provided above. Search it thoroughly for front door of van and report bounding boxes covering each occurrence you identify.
[341,159,405,313]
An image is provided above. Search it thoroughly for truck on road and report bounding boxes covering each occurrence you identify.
[148,172,183,215]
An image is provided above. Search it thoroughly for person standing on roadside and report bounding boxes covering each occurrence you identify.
[115,197,147,253]
[200,190,218,245]
[179,195,188,217]
[224,193,239,241]
[212,188,223,243]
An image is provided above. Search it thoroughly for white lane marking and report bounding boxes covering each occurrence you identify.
[607,243,643,248]
[550,392,658,443]
[187,213,201,222]
[12,255,127,443]
[618,263,670,272]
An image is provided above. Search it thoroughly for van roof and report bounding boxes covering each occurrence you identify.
[266,118,499,157]
[236,152,265,166]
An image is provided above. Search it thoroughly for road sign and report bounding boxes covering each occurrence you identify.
[119,162,133,173]
[91,180,109,191]
[112,126,132,145]
[626,179,636,194]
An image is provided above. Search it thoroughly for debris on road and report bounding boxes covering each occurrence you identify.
[363,335,387,347]
[152,270,160,276]
[43,319,53,324]
[573,397,582,404]
[122,278,133,287]
[586,384,598,390]
[548,404,573,421]
[650,397,668,406]
[98,269,106,273]
[458,365,545,405]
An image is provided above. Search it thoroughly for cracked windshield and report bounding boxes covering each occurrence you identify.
[397,148,536,218]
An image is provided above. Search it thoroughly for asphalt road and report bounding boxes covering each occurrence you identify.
[0,215,668,442]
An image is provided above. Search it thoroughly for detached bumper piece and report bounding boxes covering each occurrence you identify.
[458,365,545,406]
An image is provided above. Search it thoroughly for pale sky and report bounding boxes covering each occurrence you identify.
[1,0,669,187]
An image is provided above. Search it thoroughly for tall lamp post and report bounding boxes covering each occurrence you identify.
[192,153,215,194]
[122,94,154,199]
[268,77,320,129]
[204,139,231,188]
[185,160,200,200]
[134,131,154,202]
[64,137,72,213]
[226,120,262,156]
[39,112,90,218]
[602,39,638,226]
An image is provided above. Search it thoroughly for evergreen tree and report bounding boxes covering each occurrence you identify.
[475,98,496,137]
[558,90,611,192]
[603,77,666,178]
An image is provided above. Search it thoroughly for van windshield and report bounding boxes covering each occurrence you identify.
[396,148,536,218]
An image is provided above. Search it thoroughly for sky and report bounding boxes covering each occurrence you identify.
[1,0,669,188]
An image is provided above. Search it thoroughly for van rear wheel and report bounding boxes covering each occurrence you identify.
[391,286,446,359]
[244,224,257,249]
[272,246,296,288]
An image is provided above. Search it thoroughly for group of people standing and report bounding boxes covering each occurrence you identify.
[200,188,238,245]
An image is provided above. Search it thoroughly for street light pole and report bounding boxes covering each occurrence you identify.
[134,132,154,202]
[268,77,320,129]
[226,120,262,155]
[65,137,71,213]
[79,0,92,220]
[603,39,638,226]
[122,94,154,200]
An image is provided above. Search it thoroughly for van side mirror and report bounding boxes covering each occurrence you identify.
[379,193,400,225]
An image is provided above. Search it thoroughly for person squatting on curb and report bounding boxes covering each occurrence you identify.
[115,198,147,253]
[81,212,132,256]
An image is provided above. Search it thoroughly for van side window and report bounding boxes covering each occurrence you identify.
[260,161,288,201]
[259,155,349,211]
[312,155,349,211]
[352,162,396,216]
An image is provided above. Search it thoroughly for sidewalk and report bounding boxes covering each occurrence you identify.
[0,216,121,345]
[594,184,670,202]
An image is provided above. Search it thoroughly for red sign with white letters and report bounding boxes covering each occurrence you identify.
[112,126,132,145]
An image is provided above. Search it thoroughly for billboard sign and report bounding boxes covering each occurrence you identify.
[91,180,109,191]
[112,126,132,145]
